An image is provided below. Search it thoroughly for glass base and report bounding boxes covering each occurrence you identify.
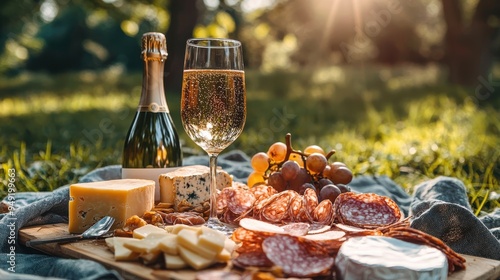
[205,217,236,236]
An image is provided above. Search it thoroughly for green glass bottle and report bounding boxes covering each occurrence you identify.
[122,32,182,201]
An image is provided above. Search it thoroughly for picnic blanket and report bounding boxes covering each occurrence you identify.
[1,150,499,280]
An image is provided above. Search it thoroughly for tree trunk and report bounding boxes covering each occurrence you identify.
[441,0,499,86]
[165,0,198,91]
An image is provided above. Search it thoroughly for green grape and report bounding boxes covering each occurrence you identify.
[289,153,304,167]
[251,152,270,173]
[247,171,265,188]
[267,142,287,163]
[304,145,325,156]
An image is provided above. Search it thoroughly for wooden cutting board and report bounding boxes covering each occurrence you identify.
[19,223,500,280]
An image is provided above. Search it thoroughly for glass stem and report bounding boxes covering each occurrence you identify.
[209,153,219,221]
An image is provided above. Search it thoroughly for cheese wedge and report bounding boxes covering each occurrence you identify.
[159,165,232,210]
[68,179,155,233]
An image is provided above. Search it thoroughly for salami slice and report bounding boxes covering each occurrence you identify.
[288,193,305,222]
[232,251,273,268]
[235,241,264,254]
[217,188,231,212]
[313,199,334,225]
[262,235,334,277]
[303,188,319,220]
[251,184,277,202]
[281,222,310,236]
[227,187,256,214]
[334,192,401,229]
[261,191,294,222]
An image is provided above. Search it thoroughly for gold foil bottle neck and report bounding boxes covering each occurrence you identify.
[141,32,168,61]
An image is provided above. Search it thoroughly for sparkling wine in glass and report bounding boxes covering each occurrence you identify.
[180,38,246,233]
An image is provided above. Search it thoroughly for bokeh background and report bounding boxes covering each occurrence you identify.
[0,0,499,214]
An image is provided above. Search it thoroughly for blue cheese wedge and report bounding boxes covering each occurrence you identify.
[336,236,448,280]
[159,165,232,211]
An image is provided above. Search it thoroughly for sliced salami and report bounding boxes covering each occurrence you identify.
[232,251,273,269]
[334,192,401,229]
[251,184,277,202]
[288,193,305,222]
[313,199,334,225]
[227,187,256,214]
[262,235,334,277]
[231,227,273,243]
[216,188,231,212]
[281,222,310,236]
[260,191,294,222]
[303,188,319,220]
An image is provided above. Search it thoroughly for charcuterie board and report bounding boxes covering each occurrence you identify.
[19,223,500,280]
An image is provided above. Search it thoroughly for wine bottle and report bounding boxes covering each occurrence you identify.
[122,32,182,201]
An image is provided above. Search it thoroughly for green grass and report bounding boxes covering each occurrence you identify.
[1,66,499,215]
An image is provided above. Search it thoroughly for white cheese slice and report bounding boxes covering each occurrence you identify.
[111,237,140,261]
[158,235,179,255]
[198,226,226,253]
[133,224,167,239]
[164,253,188,269]
[336,236,448,280]
[159,165,232,210]
[177,229,217,259]
[178,246,215,270]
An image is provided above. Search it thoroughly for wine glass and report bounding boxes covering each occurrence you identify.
[180,38,246,233]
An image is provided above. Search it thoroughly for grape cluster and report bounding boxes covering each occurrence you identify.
[248,133,353,203]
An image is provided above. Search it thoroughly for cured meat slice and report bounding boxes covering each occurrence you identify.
[308,224,332,234]
[162,212,205,225]
[288,193,304,222]
[303,230,345,241]
[281,222,310,236]
[232,251,273,269]
[303,188,319,220]
[262,235,334,277]
[217,188,230,213]
[231,227,273,243]
[313,199,334,225]
[227,187,256,215]
[334,192,401,229]
[222,208,241,225]
[239,218,285,234]
[260,191,294,222]
[250,184,277,203]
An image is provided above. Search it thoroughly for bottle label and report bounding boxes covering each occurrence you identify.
[138,102,169,113]
[122,167,180,201]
